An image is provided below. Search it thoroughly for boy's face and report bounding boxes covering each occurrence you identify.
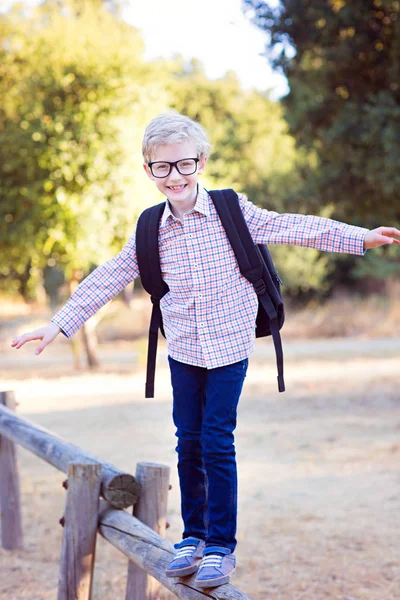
[143,140,207,207]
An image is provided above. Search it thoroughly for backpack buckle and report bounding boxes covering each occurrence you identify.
[254,279,266,296]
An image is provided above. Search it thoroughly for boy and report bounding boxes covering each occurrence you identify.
[11,112,400,588]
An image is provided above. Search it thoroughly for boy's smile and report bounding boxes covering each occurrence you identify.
[144,140,207,220]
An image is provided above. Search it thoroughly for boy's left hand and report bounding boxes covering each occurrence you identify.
[364,227,400,249]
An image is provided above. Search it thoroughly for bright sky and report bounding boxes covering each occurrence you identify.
[122,0,287,99]
[1,0,288,99]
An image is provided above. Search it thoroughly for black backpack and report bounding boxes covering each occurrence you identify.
[136,188,285,398]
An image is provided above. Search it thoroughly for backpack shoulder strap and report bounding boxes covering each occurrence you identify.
[208,188,267,294]
[136,202,169,299]
[136,202,168,399]
[208,188,285,393]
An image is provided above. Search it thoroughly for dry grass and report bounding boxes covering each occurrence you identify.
[284,285,400,340]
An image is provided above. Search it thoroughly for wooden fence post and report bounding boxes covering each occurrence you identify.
[0,390,23,550]
[125,462,170,600]
[58,462,102,600]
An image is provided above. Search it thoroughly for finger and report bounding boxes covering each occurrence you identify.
[13,333,42,349]
[381,227,400,237]
[12,337,29,349]
[381,237,394,245]
[35,336,51,355]
[11,336,30,347]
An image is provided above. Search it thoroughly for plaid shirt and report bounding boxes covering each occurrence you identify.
[52,186,368,368]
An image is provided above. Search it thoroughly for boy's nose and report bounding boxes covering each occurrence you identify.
[169,165,182,179]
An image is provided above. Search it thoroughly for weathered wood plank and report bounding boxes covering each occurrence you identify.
[126,462,170,600]
[99,501,254,600]
[0,391,23,550]
[58,462,102,600]
[0,402,139,509]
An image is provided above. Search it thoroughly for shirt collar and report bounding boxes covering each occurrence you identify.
[160,185,210,227]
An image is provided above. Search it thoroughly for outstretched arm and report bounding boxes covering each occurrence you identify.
[50,228,139,338]
[11,228,139,354]
[238,194,399,255]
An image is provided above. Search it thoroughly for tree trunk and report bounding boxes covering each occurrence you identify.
[81,323,100,369]
[68,269,100,369]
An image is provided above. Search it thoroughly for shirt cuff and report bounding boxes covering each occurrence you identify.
[339,225,369,255]
[51,312,82,339]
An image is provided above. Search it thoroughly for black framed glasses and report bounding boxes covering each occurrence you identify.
[148,157,200,178]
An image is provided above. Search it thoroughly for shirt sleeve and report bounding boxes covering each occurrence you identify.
[238,194,368,255]
[51,228,139,338]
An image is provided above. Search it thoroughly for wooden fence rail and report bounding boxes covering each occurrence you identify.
[0,390,254,599]
[0,391,139,509]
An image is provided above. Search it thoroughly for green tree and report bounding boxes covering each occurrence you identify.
[0,1,167,299]
[244,0,400,285]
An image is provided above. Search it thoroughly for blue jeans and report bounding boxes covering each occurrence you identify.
[168,356,248,552]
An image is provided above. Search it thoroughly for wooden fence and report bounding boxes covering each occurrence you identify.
[0,390,253,600]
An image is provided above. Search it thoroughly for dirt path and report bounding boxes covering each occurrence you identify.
[0,337,399,599]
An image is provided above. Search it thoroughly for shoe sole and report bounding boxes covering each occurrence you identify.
[165,560,201,578]
[194,567,236,588]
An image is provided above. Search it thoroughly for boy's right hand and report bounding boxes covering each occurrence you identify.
[11,322,61,355]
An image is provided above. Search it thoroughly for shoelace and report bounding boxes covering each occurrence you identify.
[200,553,223,569]
[175,544,197,558]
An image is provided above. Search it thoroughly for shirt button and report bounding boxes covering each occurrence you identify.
[198,294,202,299]
[200,323,204,327]
[194,263,198,268]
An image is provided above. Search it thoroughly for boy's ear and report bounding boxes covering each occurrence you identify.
[198,155,208,174]
[143,163,154,180]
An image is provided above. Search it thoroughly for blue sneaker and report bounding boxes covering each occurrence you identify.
[194,546,236,588]
[166,537,206,577]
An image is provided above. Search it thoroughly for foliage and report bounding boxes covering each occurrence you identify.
[244,0,400,284]
[0,0,341,301]
[0,1,166,298]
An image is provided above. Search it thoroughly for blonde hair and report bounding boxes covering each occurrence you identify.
[142,112,211,163]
